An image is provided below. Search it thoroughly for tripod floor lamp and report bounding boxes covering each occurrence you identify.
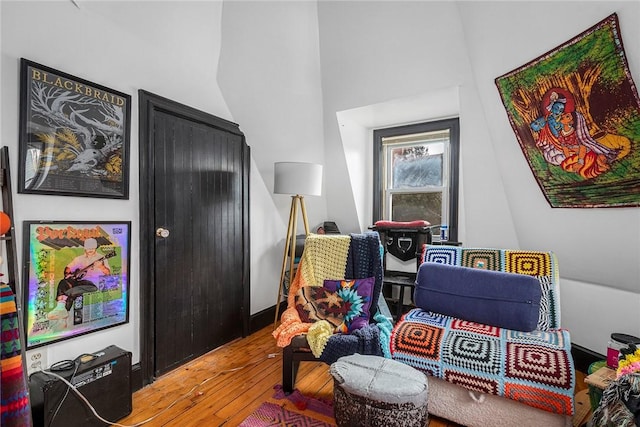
[273,162,323,327]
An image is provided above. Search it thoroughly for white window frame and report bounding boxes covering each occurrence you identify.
[382,132,451,226]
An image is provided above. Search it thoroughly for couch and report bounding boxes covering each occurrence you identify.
[390,245,575,427]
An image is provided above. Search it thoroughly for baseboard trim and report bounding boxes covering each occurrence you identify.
[249,301,287,334]
[131,303,287,392]
[572,343,605,373]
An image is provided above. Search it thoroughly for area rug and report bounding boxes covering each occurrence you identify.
[272,385,334,418]
[495,13,640,208]
[239,402,334,427]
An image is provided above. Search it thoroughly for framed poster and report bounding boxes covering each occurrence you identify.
[18,58,131,199]
[23,221,130,349]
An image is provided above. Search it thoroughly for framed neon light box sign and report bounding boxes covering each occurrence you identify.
[23,221,130,349]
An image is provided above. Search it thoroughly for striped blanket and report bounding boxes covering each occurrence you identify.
[1,283,32,426]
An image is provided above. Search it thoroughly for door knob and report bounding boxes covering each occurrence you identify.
[156,227,170,238]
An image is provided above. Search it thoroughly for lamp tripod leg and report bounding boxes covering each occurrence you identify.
[298,195,310,235]
[287,198,298,298]
[274,197,297,329]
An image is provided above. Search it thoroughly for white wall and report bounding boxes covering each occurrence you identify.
[2,0,639,372]
[561,278,640,353]
[316,0,640,355]
[335,88,463,234]
[0,0,234,367]
[457,0,640,355]
[217,0,328,314]
[317,1,520,246]
[1,0,328,369]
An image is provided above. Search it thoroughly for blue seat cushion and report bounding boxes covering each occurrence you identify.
[414,262,542,332]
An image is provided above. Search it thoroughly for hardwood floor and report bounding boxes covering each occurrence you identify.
[117,326,590,426]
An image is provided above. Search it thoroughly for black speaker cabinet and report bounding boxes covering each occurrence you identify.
[29,345,132,427]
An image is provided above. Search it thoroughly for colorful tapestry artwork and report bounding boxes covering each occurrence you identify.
[495,13,640,208]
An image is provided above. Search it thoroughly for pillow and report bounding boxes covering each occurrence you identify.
[374,220,430,229]
[323,277,374,333]
[414,262,542,332]
[294,286,346,331]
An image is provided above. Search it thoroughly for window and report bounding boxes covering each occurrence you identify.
[373,118,459,241]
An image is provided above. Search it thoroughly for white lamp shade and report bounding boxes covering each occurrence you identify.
[274,162,323,196]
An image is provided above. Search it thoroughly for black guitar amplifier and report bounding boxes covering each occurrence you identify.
[29,345,132,427]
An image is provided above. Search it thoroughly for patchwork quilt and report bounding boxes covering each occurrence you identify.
[390,246,575,416]
[391,309,574,416]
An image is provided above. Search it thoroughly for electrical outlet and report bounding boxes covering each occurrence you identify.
[26,349,48,375]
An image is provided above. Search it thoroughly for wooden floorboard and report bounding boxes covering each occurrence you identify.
[115,325,591,427]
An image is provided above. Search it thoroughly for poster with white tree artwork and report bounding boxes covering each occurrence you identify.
[18,59,130,199]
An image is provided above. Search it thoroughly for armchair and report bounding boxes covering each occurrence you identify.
[390,245,575,427]
[273,232,394,393]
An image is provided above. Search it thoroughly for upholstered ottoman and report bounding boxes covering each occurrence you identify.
[330,354,428,427]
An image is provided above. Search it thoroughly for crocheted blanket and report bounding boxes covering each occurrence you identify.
[273,232,392,362]
[318,322,383,365]
[392,245,575,416]
[344,232,384,318]
[1,284,32,427]
[273,234,351,347]
[391,309,575,416]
